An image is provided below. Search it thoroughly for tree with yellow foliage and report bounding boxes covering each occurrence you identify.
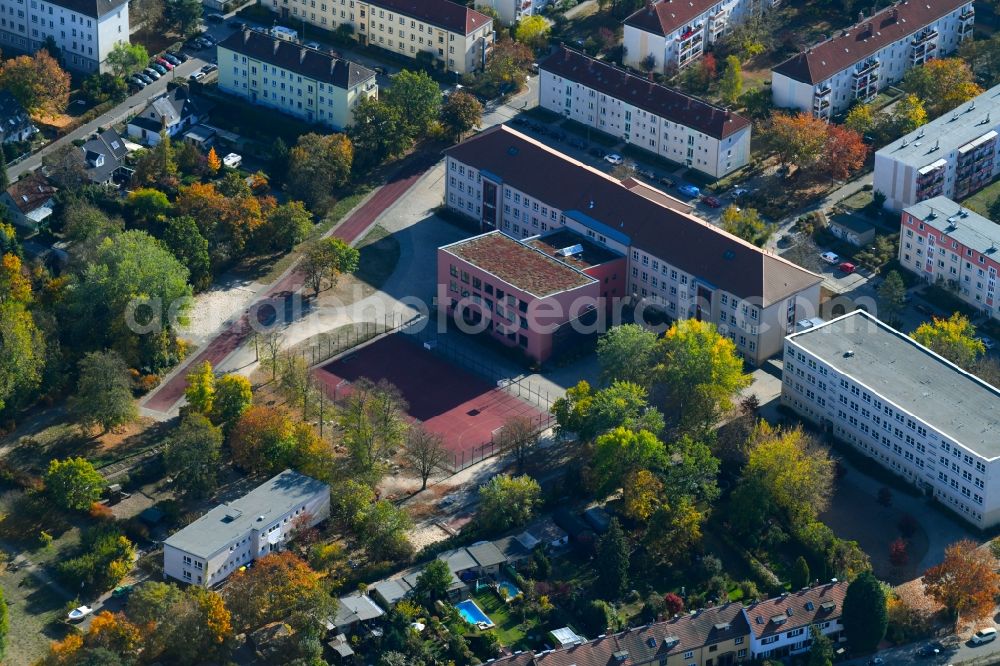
[912,312,984,369]
[902,58,983,117]
[622,469,663,522]
[206,146,221,174]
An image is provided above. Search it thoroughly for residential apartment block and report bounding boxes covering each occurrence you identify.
[782,310,1000,528]
[874,84,1000,211]
[163,470,330,586]
[438,229,626,363]
[772,0,973,120]
[539,46,750,178]
[444,125,822,366]
[623,0,777,73]
[218,28,376,130]
[743,583,846,660]
[473,0,548,26]
[898,196,1000,318]
[0,0,129,73]
[266,0,493,74]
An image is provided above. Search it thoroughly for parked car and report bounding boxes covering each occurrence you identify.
[304,40,321,49]
[201,63,218,73]
[155,57,174,70]
[129,76,147,89]
[206,12,225,22]
[915,303,934,316]
[223,153,242,168]
[162,53,182,66]
[917,641,944,657]
[971,628,997,645]
[702,195,722,208]
[150,62,167,75]
[637,168,656,179]
[604,153,623,165]
[112,584,134,598]
[838,262,857,274]
[143,67,161,80]
[201,34,217,46]
[677,184,700,197]
[730,187,750,198]
[136,72,154,84]
[977,336,995,351]
[820,251,840,264]
[659,176,675,188]
[189,71,206,81]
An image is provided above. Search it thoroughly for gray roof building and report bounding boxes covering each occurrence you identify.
[466,541,507,569]
[437,547,479,574]
[332,593,384,630]
[903,196,1000,256]
[80,128,129,185]
[370,577,413,606]
[0,91,37,145]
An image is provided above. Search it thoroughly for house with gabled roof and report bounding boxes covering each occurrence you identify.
[128,87,212,146]
[742,581,847,660]
[0,91,37,145]
[1,173,57,229]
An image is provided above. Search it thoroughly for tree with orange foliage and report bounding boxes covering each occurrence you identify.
[85,611,143,654]
[902,58,983,117]
[0,50,70,116]
[206,147,222,174]
[175,181,264,266]
[223,551,333,632]
[818,124,868,181]
[39,634,83,665]
[766,112,828,172]
[923,539,1000,622]
[228,404,295,475]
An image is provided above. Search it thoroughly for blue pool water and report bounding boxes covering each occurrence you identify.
[498,581,521,599]
[456,599,494,628]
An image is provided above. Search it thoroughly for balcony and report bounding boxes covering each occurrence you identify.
[813,98,831,110]
[912,28,938,45]
[960,6,974,21]
[853,58,880,77]
[814,84,832,97]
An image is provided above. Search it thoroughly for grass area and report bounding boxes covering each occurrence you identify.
[839,189,874,212]
[355,225,401,290]
[259,188,373,284]
[472,589,540,650]
[0,568,73,666]
[961,177,1000,219]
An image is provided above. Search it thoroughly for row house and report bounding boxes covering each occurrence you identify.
[0,0,129,73]
[443,125,822,366]
[874,84,1000,211]
[539,45,751,178]
[772,0,973,120]
[267,0,493,74]
[783,310,1000,528]
[218,28,377,130]
[623,0,778,73]
[744,583,846,659]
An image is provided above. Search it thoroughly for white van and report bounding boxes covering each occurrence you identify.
[971,628,997,645]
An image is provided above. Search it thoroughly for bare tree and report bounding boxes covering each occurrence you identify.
[402,426,450,490]
[496,415,539,470]
[259,329,283,381]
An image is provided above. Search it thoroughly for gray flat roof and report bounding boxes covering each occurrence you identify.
[467,541,507,568]
[370,577,413,604]
[437,547,479,573]
[333,593,384,626]
[163,469,329,559]
[788,311,1000,458]
[904,196,1000,256]
[875,84,1000,169]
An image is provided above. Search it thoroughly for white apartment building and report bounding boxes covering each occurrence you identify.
[772,0,973,120]
[539,45,751,178]
[782,310,1000,528]
[898,196,1000,318]
[218,28,376,129]
[444,125,822,366]
[474,0,548,26]
[743,583,846,660]
[623,0,777,73]
[163,470,330,587]
[267,0,493,74]
[0,0,129,73]
[874,84,1000,211]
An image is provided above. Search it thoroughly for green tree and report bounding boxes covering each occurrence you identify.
[720,205,775,246]
[163,215,212,291]
[338,378,407,479]
[807,624,834,666]
[57,526,135,594]
[514,15,550,50]
[164,0,202,36]
[384,70,441,137]
[596,323,658,385]
[661,434,720,503]
[414,559,452,602]
[478,474,541,531]
[844,103,877,136]
[841,571,888,652]
[302,236,360,296]
[81,72,127,104]
[0,586,8,661]
[902,58,982,116]
[719,55,742,104]
[912,312,985,369]
[791,555,811,590]
[552,380,664,442]
[126,188,172,227]
[877,270,906,324]
[256,201,313,253]
[0,301,43,413]
[184,360,215,415]
[592,427,666,496]
[350,97,414,170]
[891,94,927,134]
[644,496,705,565]
[440,90,483,141]
[163,412,222,498]
[70,350,137,434]
[595,518,629,600]
[652,319,751,435]
[357,500,413,562]
[286,133,353,210]
[105,42,149,78]
[212,374,253,431]
[45,457,104,511]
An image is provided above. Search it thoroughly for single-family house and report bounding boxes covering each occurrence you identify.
[517,518,570,551]
[128,87,211,146]
[402,566,468,602]
[80,128,131,186]
[553,508,592,543]
[466,541,507,577]
[437,547,479,579]
[743,581,847,660]
[1,173,57,229]
[493,535,531,566]
[370,577,414,608]
[330,593,384,634]
[326,633,354,661]
[0,91,37,145]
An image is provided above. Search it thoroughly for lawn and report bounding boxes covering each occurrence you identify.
[472,588,540,650]
[961,177,1000,219]
[0,567,74,666]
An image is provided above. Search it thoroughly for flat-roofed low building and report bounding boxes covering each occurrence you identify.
[782,310,1000,528]
[162,469,330,587]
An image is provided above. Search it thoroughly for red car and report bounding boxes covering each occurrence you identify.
[838,262,857,274]
[702,195,722,208]
[156,57,174,70]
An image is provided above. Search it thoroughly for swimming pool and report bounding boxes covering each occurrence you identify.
[498,581,521,600]
[456,599,494,628]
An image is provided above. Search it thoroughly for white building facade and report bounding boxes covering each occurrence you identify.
[0,0,129,73]
[267,0,493,74]
[539,46,751,178]
[473,0,548,26]
[771,0,973,120]
[163,470,331,587]
[743,583,846,660]
[623,0,777,73]
[782,310,1000,528]
[444,125,822,366]
[874,84,1000,211]
[218,28,376,130]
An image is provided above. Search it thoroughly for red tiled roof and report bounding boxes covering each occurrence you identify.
[772,0,970,85]
[441,231,596,298]
[446,126,821,307]
[4,173,57,214]
[624,0,718,37]
[745,582,848,639]
[370,0,492,35]
[540,46,750,140]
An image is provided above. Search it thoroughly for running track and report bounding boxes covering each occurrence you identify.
[142,154,437,414]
